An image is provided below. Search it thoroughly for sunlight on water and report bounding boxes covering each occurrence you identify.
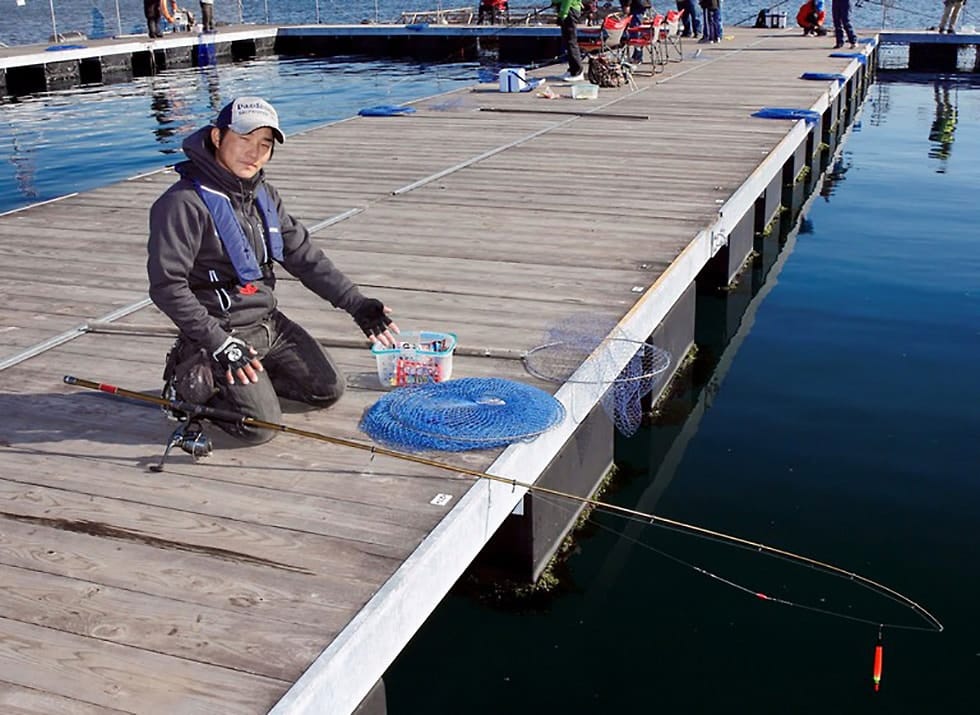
[0,55,477,213]
[0,0,958,46]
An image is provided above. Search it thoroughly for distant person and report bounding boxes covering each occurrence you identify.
[144,0,163,38]
[477,0,509,25]
[831,0,857,48]
[200,0,215,31]
[148,97,398,444]
[553,0,585,81]
[938,0,965,33]
[620,0,650,20]
[678,0,703,37]
[797,0,827,35]
[621,0,651,61]
[583,0,600,25]
[698,0,721,43]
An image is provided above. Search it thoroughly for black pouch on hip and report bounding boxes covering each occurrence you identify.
[168,345,218,404]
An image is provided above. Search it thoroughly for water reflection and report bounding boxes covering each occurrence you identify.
[148,77,209,153]
[818,153,851,200]
[8,134,39,201]
[199,65,223,113]
[928,81,957,170]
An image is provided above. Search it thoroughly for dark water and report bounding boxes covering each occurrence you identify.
[384,79,980,713]
[0,0,960,47]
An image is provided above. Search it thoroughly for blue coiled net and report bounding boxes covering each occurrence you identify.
[359,377,565,452]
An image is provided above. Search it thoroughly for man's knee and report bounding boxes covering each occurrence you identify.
[215,421,277,444]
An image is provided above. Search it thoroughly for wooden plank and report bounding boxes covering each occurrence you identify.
[0,564,330,680]
[0,616,289,715]
[0,518,362,624]
[0,681,130,715]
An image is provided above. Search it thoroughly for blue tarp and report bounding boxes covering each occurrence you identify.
[358,105,417,117]
[829,52,867,65]
[752,107,821,125]
[800,72,847,85]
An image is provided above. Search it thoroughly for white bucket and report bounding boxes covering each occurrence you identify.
[499,68,527,93]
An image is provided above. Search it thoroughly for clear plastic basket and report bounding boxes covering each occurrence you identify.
[371,331,457,387]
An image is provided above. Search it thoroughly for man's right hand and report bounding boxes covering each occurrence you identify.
[212,336,263,385]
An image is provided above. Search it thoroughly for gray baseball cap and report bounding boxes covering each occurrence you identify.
[215,96,285,143]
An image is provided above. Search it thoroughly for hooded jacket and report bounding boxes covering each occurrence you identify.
[147,126,364,352]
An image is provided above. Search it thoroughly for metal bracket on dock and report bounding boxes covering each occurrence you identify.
[710,229,729,257]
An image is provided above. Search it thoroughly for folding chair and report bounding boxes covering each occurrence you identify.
[624,13,666,74]
[578,12,631,59]
[660,9,685,62]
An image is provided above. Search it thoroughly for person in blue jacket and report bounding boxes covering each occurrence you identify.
[147,97,398,443]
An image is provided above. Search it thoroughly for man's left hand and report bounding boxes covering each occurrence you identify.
[352,297,400,347]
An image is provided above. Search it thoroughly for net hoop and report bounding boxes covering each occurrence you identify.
[522,338,671,385]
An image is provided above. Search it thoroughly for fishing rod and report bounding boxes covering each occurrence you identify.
[480,106,650,120]
[64,374,943,640]
[732,0,794,27]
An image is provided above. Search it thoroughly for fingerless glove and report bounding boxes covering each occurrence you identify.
[212,336,252,372]
[351,298,392,338]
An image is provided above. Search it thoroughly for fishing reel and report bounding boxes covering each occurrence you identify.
[149,418,213,473]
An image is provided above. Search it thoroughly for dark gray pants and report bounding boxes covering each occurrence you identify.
[560,10,583,76]
[200,2,214,31]
[168,310,345,444]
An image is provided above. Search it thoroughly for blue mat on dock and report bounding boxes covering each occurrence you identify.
[829,52,867,65]
[358,105,417,117]
[800,72,847,85]
[752,107,821,125]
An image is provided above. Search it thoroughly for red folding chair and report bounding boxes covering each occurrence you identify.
[624,13,666,74]
[578,12,631,58]
[660,9,685,62]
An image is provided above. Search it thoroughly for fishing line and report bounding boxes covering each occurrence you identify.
[537,492,940,633]
[63,374,943,637]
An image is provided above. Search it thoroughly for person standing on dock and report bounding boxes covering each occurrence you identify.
[698,0,721,43]
[830,0,857,48]
[200,0,215,32]
[678,0,703,38]
[553,0,585,82]
[144,0,163,38]
[147,97,399,444]
[938,0,965,33]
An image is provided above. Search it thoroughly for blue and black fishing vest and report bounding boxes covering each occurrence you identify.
[193,180,284,284]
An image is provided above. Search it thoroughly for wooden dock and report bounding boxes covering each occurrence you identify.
[0,27,871,714]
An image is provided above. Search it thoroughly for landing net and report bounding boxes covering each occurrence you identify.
[522,317,671,437]
[359,377,566,452]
